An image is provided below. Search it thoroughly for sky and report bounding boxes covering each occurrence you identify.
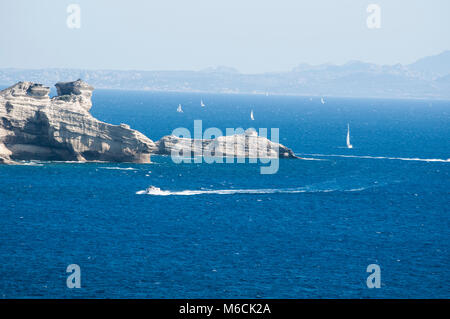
[0,0,449,73]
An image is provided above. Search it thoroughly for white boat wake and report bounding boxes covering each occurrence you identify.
[298,154,450,163]
[136,185,369,196]
[100,167,138,170]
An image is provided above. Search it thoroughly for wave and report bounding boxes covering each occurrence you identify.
[18,161,44,166]
[299,154,450,163]
[299,157,327,161]
[136,185,368,196]
[53,161,87,164]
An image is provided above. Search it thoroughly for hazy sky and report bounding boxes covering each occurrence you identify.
[1,0,449,73]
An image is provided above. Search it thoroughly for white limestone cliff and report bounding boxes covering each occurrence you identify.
[0,80,157,163]
[156,129,297,159]
[0,80,297,164]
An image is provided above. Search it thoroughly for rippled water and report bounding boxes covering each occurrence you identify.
[0,90,449,298]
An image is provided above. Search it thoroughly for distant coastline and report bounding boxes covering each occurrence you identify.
[1,84,449,103]
[1,51,450,100]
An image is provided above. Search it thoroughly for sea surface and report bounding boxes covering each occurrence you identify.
[0,90,449,298]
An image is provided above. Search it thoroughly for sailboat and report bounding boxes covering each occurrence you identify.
[177,104,183,113]
[200,99,205,107]
[321,97,325,104]
[346,124,353,149]
[250,110,254,121]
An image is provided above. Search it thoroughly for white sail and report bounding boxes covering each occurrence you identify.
[321,97,325,104]
[346,124,353,149]
[250,110,254,121]
[177,104,183,113]
[200,99,205,107]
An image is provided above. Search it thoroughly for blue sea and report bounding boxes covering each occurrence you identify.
[0,90,449,298]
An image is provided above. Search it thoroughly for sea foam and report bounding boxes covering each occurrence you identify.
[300,154,450,163]
[136,186,368,196]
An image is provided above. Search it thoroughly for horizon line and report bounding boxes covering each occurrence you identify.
[1,50,449,75]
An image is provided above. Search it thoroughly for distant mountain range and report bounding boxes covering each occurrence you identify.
[1,51,450,99]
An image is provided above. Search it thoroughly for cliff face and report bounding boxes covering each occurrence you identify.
[155,130,297,159]
[0,80,157,163]
[0,80,297,164]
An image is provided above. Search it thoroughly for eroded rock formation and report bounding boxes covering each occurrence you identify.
[155,129,297,159]
[0,80,297,164]
[0,80,157,163]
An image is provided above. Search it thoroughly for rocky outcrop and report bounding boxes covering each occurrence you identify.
[0,80,157,163]
[0,80,297,164]
[155,129,297,159]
